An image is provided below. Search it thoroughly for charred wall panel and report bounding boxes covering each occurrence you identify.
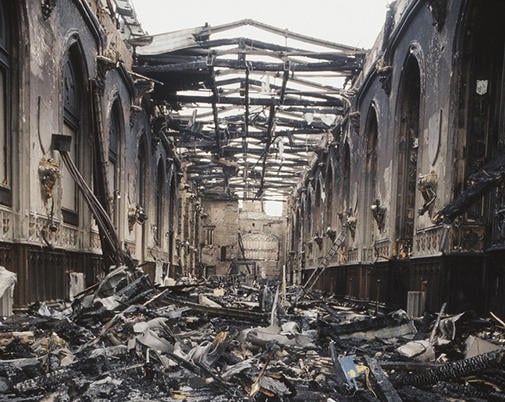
[315,266,347,296]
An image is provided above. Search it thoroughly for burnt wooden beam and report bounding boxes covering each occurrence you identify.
[255,68,290,198]
[135,58,360,74]
[193,37,360,62]
[208,67,222,156]
[364,356,402,402]
[169,95,343,107]
[205,19,364,52]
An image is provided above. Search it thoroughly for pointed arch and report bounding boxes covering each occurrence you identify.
[108,96,124,229]
[167,165,178,264]
[154,158,165,247]
[364,103,379,245]
[342,141,351,212]
[395,53,422,254]
[61,35,90,226]
[453,1,505,233]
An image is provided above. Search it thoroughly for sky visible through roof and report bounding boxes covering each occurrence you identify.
[130,0,391,216]
[130,0,391,49]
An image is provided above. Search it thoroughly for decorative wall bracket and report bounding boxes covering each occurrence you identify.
[41,0,56,20]
[313,233,323,249]
[339,209,357,240]
[128,204,147,232]
[418,171,438,217]
[38,158,60,202]
[326,226,337,242]
[371,199,386,232]
[376,62,393,94]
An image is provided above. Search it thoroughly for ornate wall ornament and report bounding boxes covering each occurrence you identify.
[326,226,337,242]
[371,199,386,232]
[38,158,60,202]
[128,204,147,232]
[373,239,391,260]
[313,233,323,249]
[338,209,357,240]
[347,248,359,263]
[96,55,117,81]
[41,0,56,20]
[426,0,448,31]
[418,171,438,217]
[395,238,412,259]
[0,209,12,241]
[376,62,393,94]
[414,226,443,255]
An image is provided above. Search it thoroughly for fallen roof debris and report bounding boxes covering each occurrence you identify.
[1,265,504,401]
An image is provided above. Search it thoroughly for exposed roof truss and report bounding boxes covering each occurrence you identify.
[134,19,364,200]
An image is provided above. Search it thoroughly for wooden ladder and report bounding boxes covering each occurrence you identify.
[295,228,346,303]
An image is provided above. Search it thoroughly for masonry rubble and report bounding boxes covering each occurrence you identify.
[0,265,504,401]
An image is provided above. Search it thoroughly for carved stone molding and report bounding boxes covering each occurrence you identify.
[347,248,359,264]
[371,199,386,232]
[89,230,101,251]
[415,226,443,256]
[374,239,391,260]
[417,171,438,217]
[0,209,13,241]
[362,247,374,263]
[376,64,393,95]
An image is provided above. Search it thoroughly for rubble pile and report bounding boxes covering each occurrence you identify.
[0,266,504,401]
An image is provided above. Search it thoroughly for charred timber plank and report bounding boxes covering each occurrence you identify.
[135,59,360,74]
[164,296,269,322]
[168,94,342,107]
[378,361,443,370]
[393,350,505,387]
[196,37,358,61]
[364,356,402,402]
[319,315,409,336]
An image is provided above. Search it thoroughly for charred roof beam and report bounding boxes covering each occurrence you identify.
[135,58,360,74]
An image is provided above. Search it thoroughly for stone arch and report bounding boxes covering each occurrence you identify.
[61,35,90,226]
[363,103,379,245]
[394,53,422,256]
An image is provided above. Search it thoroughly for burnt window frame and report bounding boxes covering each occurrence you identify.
[154,158,165,247]
[108,98,123,229]
[61,42,85,226]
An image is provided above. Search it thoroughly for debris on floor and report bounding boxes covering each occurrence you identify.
[1,265,504,401]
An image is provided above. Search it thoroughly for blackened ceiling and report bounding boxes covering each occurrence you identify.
[134,19,365,201]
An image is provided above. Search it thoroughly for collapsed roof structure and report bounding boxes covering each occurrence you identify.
[134,19,366,201]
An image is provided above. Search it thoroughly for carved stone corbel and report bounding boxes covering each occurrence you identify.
[41,0,56,20]
[418,171,438,217]
[128,204,147,232]
[426,0,448,31]
[313,233,323,249]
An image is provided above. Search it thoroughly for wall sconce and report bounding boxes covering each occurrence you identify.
[38,158,60,202]
[128,204,147,232]
[347,216,357,240]
[339,209,357,240]
[313,233,323,249]
[326,226,337,242]
[371,199,386,232]
[418,171,437,217]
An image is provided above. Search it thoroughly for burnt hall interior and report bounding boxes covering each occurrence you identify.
[0,0,505,400]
